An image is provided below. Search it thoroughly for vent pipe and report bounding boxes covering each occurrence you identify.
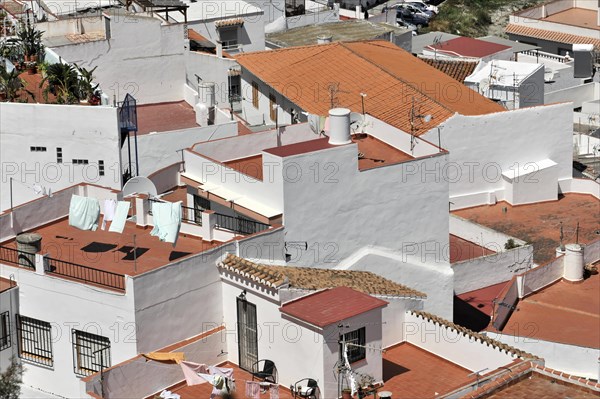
[317,35,332,44]
[563,243,584,282]
[197,82,216,125]
[16,233,42,268]
[328,108,352,145]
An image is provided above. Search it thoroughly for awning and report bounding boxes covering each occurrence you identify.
[215,17,244,28]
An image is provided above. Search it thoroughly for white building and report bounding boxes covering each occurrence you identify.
[0,277,18,373]
[422,36,514,63]
[464,60,545,109]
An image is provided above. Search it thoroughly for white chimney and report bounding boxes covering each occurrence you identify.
[328,108,352,145]
[216,40,223,58]
[563,243,584,282]
[196,82,216,125]
[317,35,332,44]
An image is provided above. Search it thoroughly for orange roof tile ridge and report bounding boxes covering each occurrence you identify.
[531,363,600,390]
[409,310,541,360]
[338,41,459,115]
[460,361,537,398]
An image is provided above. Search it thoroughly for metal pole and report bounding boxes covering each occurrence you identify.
[133,234,137,273]
[126,131,132,181]
[10,177,13,211]
[134,129,139,177]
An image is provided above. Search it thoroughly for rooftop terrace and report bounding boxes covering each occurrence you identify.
[453,194,600,264]
[541,7,600,31]
[492,272,600,348]
[449,234,496,263]
[136,101,199,134]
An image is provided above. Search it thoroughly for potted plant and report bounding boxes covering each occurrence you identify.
[25,61,37,75]
[40,62,79,104]
[74,64,99,105]
[342,388,352,399]
[17,21,44,63]
[0,65,34,102]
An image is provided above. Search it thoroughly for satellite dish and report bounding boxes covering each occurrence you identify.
[423,114,432,123]
[123,176,158,197]
[350,112,369,133]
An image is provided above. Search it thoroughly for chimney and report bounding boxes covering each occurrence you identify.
[563,243,584,282]
[216,40,223,58]
[16,233,42,268]
[328,108,352,145]
[317,35,332,44]
[196,82,216,125]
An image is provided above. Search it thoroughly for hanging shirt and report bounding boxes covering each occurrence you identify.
[101,199,117,230]
[68,195,100,231]
[108,201,130,234]
[150,201,182,246]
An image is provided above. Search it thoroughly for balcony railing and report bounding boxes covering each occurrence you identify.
[45,256,126,292]
[148,198,201,225]
[0,246,35,269]
[214,213,270,236]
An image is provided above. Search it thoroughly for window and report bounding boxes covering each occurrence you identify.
[219,27,238,50]
[229,75,241,103]
[56,148,63,164]
[30,146,47,152]
[72,159,89,165]
[339,327,366,363]
[269,93,277,122]
[252,82,259,109]
[72,329,111,376]
[98,160,105,176]
[0,311,10,351]
[558,47,571,56]
[16,315,53,367]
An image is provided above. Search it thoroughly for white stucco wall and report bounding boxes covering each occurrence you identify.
[450,215,527,251]
[404,312,518,373]
[583,239,600,265]
[491,333,600,380]
[48,14,186,105]
[185,52,239,105]
[0,285,19,373]
[0,263,137,398]
[546,82,597,108]
[424,103,573,210]
[519,255,564,297]
[0,103,122,212]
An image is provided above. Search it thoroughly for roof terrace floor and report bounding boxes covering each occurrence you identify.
[449,234,496,263]
[137,101,200,134]
[1,217,218,276]
[541,8,600,31]
[453,194,600,264]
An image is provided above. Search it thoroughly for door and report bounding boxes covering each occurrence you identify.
[237,297,258,371]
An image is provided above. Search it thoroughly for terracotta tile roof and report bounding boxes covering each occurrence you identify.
[187,28,212,44]
[463,362,600,398]
[427,36,511,58]
[280,286,388,327]
[409,311,540,360]
[506,23,600,49]
[236,40,504,136]
[218,253,426,297]
[418,57,479,83]
[215,17,244,28]
[0,277,17,293]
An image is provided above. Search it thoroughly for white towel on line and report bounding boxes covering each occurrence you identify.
[108,201,130,234]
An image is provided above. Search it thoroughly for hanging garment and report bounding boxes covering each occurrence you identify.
[150,200,182,246]
[269,384,279,399]
[343,343,358,396]
[101,199,117,230]
[159,390,181,399]
[180,361,210,386]
[142,352,185,364]
[69,195,100,231]
[108,201,130,233]
[245,381,260,399]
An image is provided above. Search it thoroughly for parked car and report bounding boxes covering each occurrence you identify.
[396,6,429,28]
[396,3,434,19]
[425,0,445,6]
[406,1,438,15]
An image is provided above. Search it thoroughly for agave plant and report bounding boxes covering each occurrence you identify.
[40,62,80,104]
[0,65,34,102]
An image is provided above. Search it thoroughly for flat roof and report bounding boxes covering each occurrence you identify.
[465,60,544,88]
[382,343,475,397]
[0,277,17,293]
[453,193,600,264]
[457,281,509,317]
[280,286,388,328]
[411,31,461,54]
[1,216,218,277]
[263,135,414,171]
[477,35,541,53]
[266,20,410,48]
[136,101,199,134]
[542,8,600,32]
[497,273,600,348]
[450,234,496,263]
[223,155,263,180]
[427,36,511,58]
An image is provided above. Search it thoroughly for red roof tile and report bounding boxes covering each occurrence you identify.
[236,40,504,136]
[280,286,388,327]
[427,37,511,58]
[506,23,600,49]
[0,277,16,293]
[418,57,480,83]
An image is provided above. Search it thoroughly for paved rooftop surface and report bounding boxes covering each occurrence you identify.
[223,155,263,180]
[136,101,199,134]
[485,372,600,398]
[449,234,496,263]
[2,217,218,277]
[495,273,600,348]
[382,343,475,398]
[427,36,510,58]
[0,276,16,293]
[457,280,509,317]
[170,362,293,399]
[542,7,600,31]
[453,194,600,264]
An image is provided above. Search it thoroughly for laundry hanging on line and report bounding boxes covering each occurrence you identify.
[68,195,100,231]
[108,201,131,234]
[101,199,116,230]
[150,200,182,246]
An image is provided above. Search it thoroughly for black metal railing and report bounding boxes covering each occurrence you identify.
[214,213,270,236]
[0,246,35,269]
[45,256,125,292]
[148,198,201,225]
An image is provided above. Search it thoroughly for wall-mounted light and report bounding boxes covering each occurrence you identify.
[238,289,247,300]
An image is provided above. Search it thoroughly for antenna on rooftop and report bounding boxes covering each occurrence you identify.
[409,96,432,153]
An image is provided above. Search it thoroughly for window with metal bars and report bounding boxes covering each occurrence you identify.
[339,327,366,363]
[56,147,63,164]
[16,314,53,367]
[98,160,105,176]
[0,311,10,351]
[72,329,111,376]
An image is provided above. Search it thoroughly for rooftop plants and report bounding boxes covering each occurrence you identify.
[0,64,34,102]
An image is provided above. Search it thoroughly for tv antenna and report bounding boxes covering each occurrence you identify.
[409,96,432,153]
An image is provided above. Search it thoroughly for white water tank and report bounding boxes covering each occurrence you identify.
[197,82,216,125]
[563,243,584,282]
[195,101,209,126]
[317,35,332,44]
[328,108,352,145]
